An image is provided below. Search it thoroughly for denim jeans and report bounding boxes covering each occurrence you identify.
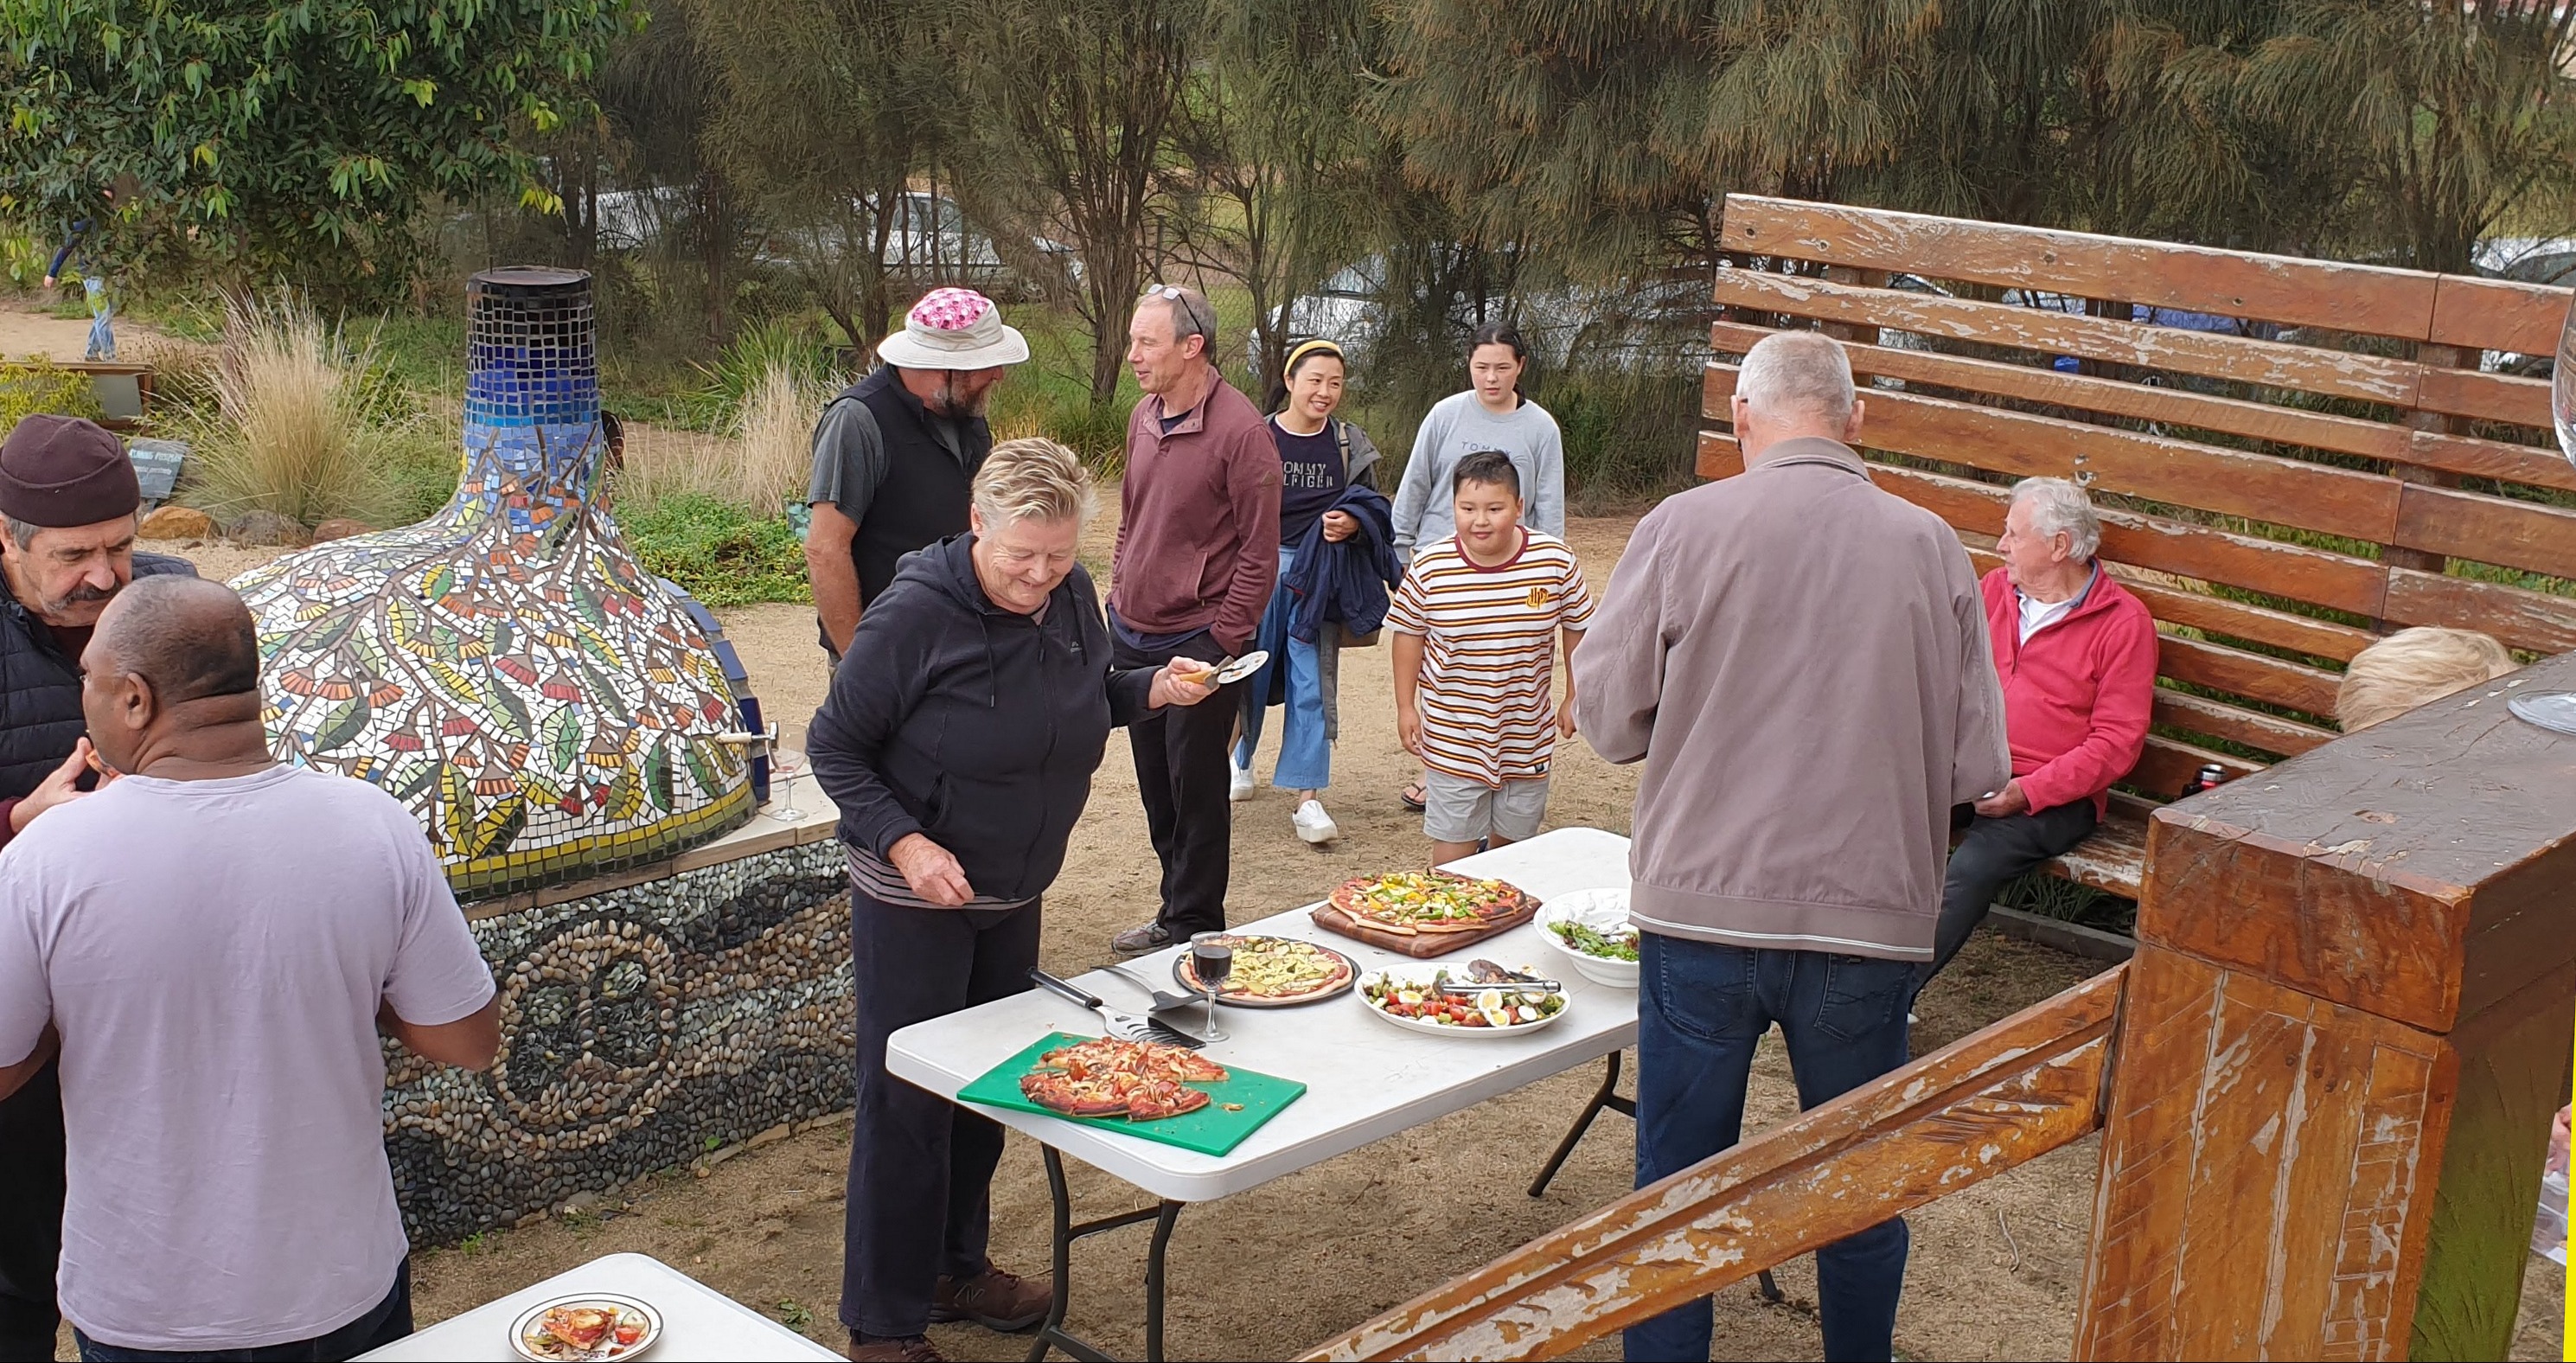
[1627,934,1915,1363]
[82,277,114,362]
[1233,545,1330,792]
[74,1263,410,1361]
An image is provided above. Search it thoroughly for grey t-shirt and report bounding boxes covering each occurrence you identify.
[806,394,973,521]
[0,765,495,1352]
[1389,390,1568,556]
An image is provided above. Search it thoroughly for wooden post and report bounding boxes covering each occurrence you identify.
[2074,650,2576,1360]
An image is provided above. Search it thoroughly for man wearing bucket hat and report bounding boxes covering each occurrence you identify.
[806,288,1030,663]
[0,413,197,1360]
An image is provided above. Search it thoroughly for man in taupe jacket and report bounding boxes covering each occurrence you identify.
[1576,330,2009,1363]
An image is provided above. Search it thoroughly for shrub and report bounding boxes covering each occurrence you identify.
[178,293,418,527]
[617,492,810,607]
[0,356,105,431]
[610,357,822,519]
[675,318,836,432]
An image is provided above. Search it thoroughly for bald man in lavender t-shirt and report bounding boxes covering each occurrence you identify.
[0,577,500,1360]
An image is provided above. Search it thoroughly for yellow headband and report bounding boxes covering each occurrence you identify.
[1284,338,1344,374]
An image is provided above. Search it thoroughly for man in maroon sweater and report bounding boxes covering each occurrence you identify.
[1107,285,1282,953]
[1925,476,2157,983]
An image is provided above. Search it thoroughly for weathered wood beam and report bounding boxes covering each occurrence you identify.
[1299,968,2125,1363]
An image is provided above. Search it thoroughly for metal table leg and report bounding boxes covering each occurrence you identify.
[1026,1145,1187,1363]
[1527,1052,1784,1305]
[1526,1050,1634,1199]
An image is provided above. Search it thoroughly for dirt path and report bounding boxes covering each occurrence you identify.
[0,297,175,363]
[86,509,2563,1361]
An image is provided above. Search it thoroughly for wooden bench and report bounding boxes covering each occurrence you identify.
[1697,195,2576,900]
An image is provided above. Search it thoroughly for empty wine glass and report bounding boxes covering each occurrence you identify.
[767,746,809,822]
[2511,295,2576,734]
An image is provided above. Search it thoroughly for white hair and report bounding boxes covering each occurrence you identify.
[2010,477,2102,561]
[1736,330,1855,427]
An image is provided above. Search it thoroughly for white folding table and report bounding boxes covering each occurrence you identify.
[887,826,1667,1362]
[357,1251,841,1360]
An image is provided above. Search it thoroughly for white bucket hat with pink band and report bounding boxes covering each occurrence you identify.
[874,287,1031,370]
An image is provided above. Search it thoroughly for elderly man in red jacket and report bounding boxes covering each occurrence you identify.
[1924,476,2157,982]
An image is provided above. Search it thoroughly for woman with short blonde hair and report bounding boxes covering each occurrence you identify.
[2336,626,2518,732]
[808,434,1216,1360]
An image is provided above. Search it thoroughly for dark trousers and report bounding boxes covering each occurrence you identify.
[73,1263,409,1362]
[0,1057,65,1361]
[1112,625,1236,938]
[1923,799,2100,983]
[841,892,1043,1339]
[1627,935,1915,1363]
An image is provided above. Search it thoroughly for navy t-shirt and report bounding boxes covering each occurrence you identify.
[1272,418,1347,546]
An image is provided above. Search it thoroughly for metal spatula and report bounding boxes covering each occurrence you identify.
[1028,967,1205,1048]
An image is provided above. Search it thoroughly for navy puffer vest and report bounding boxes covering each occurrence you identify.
[0,552,197,798]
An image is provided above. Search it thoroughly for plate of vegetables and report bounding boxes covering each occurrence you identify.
[1534,888,1640,988]
[1356,962,1569,1037]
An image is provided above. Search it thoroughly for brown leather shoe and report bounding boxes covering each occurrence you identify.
[932,1264,1055,1332]
[846,1334,943,1362]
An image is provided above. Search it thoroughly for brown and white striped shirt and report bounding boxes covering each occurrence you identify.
[1386,529,1594,787]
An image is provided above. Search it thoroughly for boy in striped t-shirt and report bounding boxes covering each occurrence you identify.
[1388,450,1594,866]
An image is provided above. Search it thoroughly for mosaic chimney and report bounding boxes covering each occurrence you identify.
[234,268,756,897]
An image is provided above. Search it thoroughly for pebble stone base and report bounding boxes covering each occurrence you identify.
[385,841,853,1245]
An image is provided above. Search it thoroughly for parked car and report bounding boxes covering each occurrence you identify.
[1269,255,1709,377]
[589,186,1079,298]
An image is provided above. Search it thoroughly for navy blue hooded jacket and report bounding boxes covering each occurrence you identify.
[808,533,1158,903]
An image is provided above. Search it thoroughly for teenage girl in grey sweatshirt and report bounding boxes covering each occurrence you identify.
[1389,322,1566,559]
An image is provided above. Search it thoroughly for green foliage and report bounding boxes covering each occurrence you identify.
[617,493,809,606]
[0,357,105,430]
[1,0,638,286]
[675,318,836,432]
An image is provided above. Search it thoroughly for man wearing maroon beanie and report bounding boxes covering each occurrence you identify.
[0,413,197,1360]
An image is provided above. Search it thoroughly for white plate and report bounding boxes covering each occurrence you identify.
[1533,887,1640,989]
[510,1293,663,1362]
[1211,650,1269,685]
[1355,965,1569,1038]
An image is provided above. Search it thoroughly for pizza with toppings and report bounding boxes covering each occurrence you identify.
[1017,1038,1228,1122]
[1176,934,1355,1004]
[1328,871,1536,935]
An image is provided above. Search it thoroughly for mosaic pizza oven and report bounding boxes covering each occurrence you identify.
[235,268,756,899]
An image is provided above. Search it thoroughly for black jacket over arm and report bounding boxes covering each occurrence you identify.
[808,534,1154,904]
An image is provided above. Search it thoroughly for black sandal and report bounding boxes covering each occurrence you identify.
[1399,782,1427,812]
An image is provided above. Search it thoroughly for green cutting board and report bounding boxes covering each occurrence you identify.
[955,1031,1306,1156]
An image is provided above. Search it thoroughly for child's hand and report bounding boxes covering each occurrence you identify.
[1396,707,1422,758]
[1557,698,1578,739]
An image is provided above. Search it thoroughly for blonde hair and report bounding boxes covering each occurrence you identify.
[973,436,1096,529]
[2336,626,2518,732]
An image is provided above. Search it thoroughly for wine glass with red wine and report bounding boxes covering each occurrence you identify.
[1187,933,1232,1043]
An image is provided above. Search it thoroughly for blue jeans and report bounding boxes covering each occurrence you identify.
[1627,935,1915,1363]
[75,1263,410,1360]
[82,277,114,361]
[1233,545,1329,791]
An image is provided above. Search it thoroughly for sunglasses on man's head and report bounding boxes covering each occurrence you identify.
[1143,285,1211,342]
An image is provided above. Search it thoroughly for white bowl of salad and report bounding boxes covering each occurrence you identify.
[1534,888,1640,988]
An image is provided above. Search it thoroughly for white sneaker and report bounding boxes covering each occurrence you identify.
[1229,763,1255,803]
[1293,798,1339,844]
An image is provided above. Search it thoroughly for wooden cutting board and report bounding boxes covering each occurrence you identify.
[1308,899,1540,958]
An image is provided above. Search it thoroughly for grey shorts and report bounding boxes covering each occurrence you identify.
[1422,769,1549,844]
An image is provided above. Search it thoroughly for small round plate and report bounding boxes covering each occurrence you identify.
[1211,650,1270,686]
[1173,934,1358,1008]
[510,1293,662,1362]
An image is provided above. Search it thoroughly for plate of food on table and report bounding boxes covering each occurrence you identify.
[1533,887,1640,987]
[511,1294,661,1361]
[1356,959,1569,1037]
[1172,933,1357,1007]
[1016,1036,1231,1122]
